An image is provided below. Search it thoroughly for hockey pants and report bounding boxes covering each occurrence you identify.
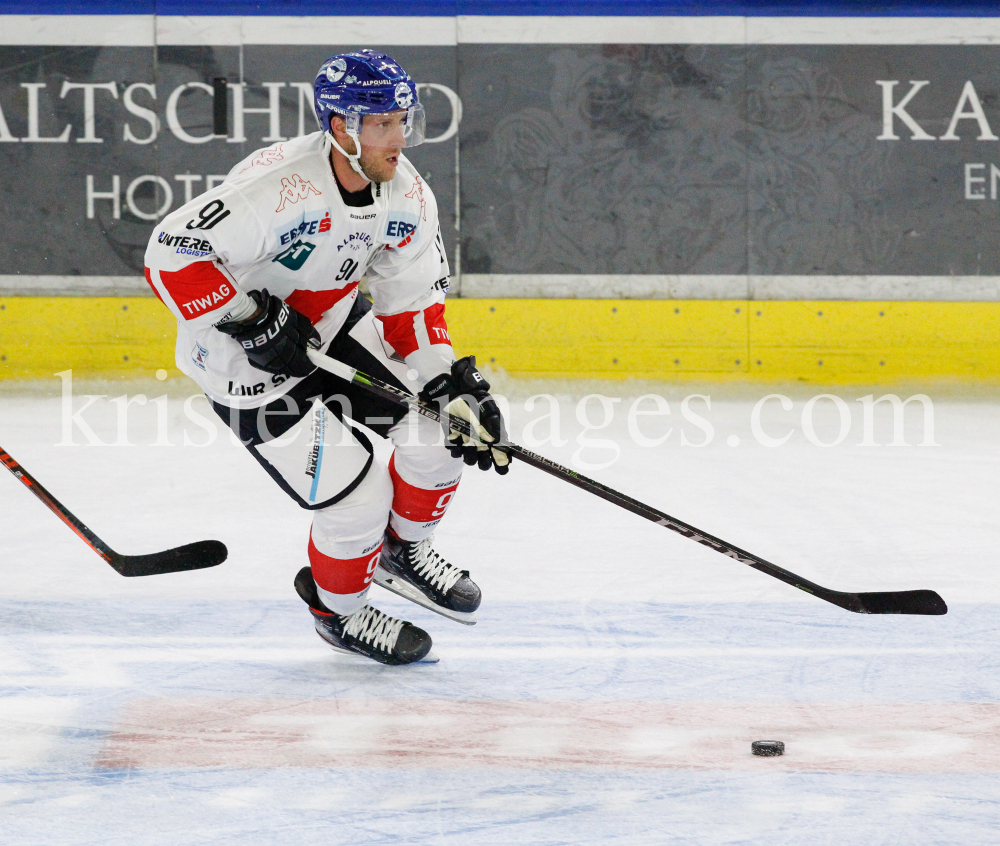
[213,295,464,616]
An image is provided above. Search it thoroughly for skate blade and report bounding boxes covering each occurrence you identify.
[316,629,440,664]
[373,568,478,626]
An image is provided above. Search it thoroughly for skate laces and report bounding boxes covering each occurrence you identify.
[407,536,464,594]
[343,605,404,653]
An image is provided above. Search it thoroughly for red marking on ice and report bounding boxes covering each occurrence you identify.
[96,700,1000,772]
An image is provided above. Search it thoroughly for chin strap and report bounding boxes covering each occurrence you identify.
[327,131,370,182]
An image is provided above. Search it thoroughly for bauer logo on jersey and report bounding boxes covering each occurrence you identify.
[276,209,332,246]
[380,212,419,245]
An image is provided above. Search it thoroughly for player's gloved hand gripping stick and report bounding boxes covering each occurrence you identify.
[1,445,227,577]
[418,357,510,474]
[306,349,947,617]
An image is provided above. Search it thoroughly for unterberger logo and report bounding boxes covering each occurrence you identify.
[158,231,214,257]
[272,240,316,271]
[275,174,322,213]
[277,209,332,246]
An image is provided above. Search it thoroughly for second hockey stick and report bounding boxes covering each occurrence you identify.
[1,445,227,577]
[307,350,946,616]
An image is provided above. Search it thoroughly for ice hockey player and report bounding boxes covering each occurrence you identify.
[143,50,510,665]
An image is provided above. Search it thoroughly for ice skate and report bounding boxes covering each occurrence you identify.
[294,567,437,665]
[374,531,481,625]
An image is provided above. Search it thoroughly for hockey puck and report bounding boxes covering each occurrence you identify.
[751,740,784,757]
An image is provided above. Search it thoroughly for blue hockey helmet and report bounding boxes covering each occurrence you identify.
[314,50,425,164]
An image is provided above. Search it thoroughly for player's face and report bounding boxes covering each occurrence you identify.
[358,111,407,183]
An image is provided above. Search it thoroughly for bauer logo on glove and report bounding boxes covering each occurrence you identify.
[217,289,320,378]
[418,356,511,475]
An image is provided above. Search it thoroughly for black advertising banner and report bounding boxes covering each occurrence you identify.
[0,45,458,279]
[3,38,1000,282]
[459,44,1000,278]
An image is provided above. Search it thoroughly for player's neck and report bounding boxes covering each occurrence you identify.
[329,147,371,194]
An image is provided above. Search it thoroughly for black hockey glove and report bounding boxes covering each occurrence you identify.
[418,356,511,475]
[217,289,320,378]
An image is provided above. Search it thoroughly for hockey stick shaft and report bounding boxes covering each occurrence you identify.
[307,351,946,616]
[1,444,227,577]
[1,445,116,562]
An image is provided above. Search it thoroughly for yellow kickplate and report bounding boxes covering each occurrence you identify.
[4,296,1000,383]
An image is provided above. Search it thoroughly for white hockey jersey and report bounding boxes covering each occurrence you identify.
[143,131,454,408]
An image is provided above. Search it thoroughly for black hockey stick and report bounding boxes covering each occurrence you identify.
[1,445,227,577]
[307,351,946,616]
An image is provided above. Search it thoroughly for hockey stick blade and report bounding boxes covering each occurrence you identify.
[2,445,228,577]
[304,352,947,617]
[845,589,947,616]
[108,540,229,578]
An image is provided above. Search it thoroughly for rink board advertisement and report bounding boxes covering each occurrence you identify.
[4,18,1000,290]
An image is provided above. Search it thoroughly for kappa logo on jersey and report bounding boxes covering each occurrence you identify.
[239,143,285,173]
[157,231,214,257]
[405,177,427,222]
[272,240,316,271]
[277,210,332,245]
[191,341,209,371]
[275,174,322,213]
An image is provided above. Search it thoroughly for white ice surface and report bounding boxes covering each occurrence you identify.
[1,381,999,843]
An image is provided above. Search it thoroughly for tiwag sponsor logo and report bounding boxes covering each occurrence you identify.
[181,283,233,316]
[158,261,237,320]
[158,231,214,257]
[276,209,332,245]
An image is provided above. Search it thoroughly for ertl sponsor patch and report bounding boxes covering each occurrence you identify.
[276,209,332,245]
[378,211,419,245]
